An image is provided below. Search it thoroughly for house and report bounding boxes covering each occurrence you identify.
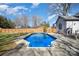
[56,15,79,35]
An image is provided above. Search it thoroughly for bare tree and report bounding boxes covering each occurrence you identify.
[48,3,71,16]
[62,3,71,16]
[21,15,29,28]
[14,16,22,28]
[32,16,43,27]
[14,15,29,28]
[32,16,37,27]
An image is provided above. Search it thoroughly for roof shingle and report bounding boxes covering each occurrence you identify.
[60,16,79,21]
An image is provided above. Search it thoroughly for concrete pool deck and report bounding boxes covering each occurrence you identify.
[1,33,79,56]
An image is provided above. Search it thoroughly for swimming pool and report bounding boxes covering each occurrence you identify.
[24,33,56,47]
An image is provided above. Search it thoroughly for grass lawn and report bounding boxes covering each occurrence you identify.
[0,33,27,53]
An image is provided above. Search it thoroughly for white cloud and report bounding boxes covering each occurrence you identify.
[0,4,28,15]
[31,3,40,8]
[13,6,28,11]
[6,8,16,15]
[47,14,56,21]
[0,5,9,11]
[6,6,28,15]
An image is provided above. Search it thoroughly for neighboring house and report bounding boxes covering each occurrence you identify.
[56,15,79,35]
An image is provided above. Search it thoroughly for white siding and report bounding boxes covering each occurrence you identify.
[66,21,73,28]
[66,21,79,34]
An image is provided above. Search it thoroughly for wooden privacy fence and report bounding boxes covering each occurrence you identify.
[0,28,56,33]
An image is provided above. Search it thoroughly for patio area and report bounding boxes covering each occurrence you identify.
[1,33,79,56]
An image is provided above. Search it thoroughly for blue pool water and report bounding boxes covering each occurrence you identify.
[24,33,56,47]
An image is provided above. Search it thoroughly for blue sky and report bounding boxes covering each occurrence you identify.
[0,3,79,26]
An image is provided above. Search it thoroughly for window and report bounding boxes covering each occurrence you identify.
[59,23,62,30]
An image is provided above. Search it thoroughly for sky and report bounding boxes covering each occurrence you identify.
[0,3,79,26]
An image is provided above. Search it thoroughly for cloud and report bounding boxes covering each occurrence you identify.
[6,6,28,15]
[0,4,29,16]
[0,5,9,11]
[13,6,28,11]
[47,14,56,21]
[31,3,40,8]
